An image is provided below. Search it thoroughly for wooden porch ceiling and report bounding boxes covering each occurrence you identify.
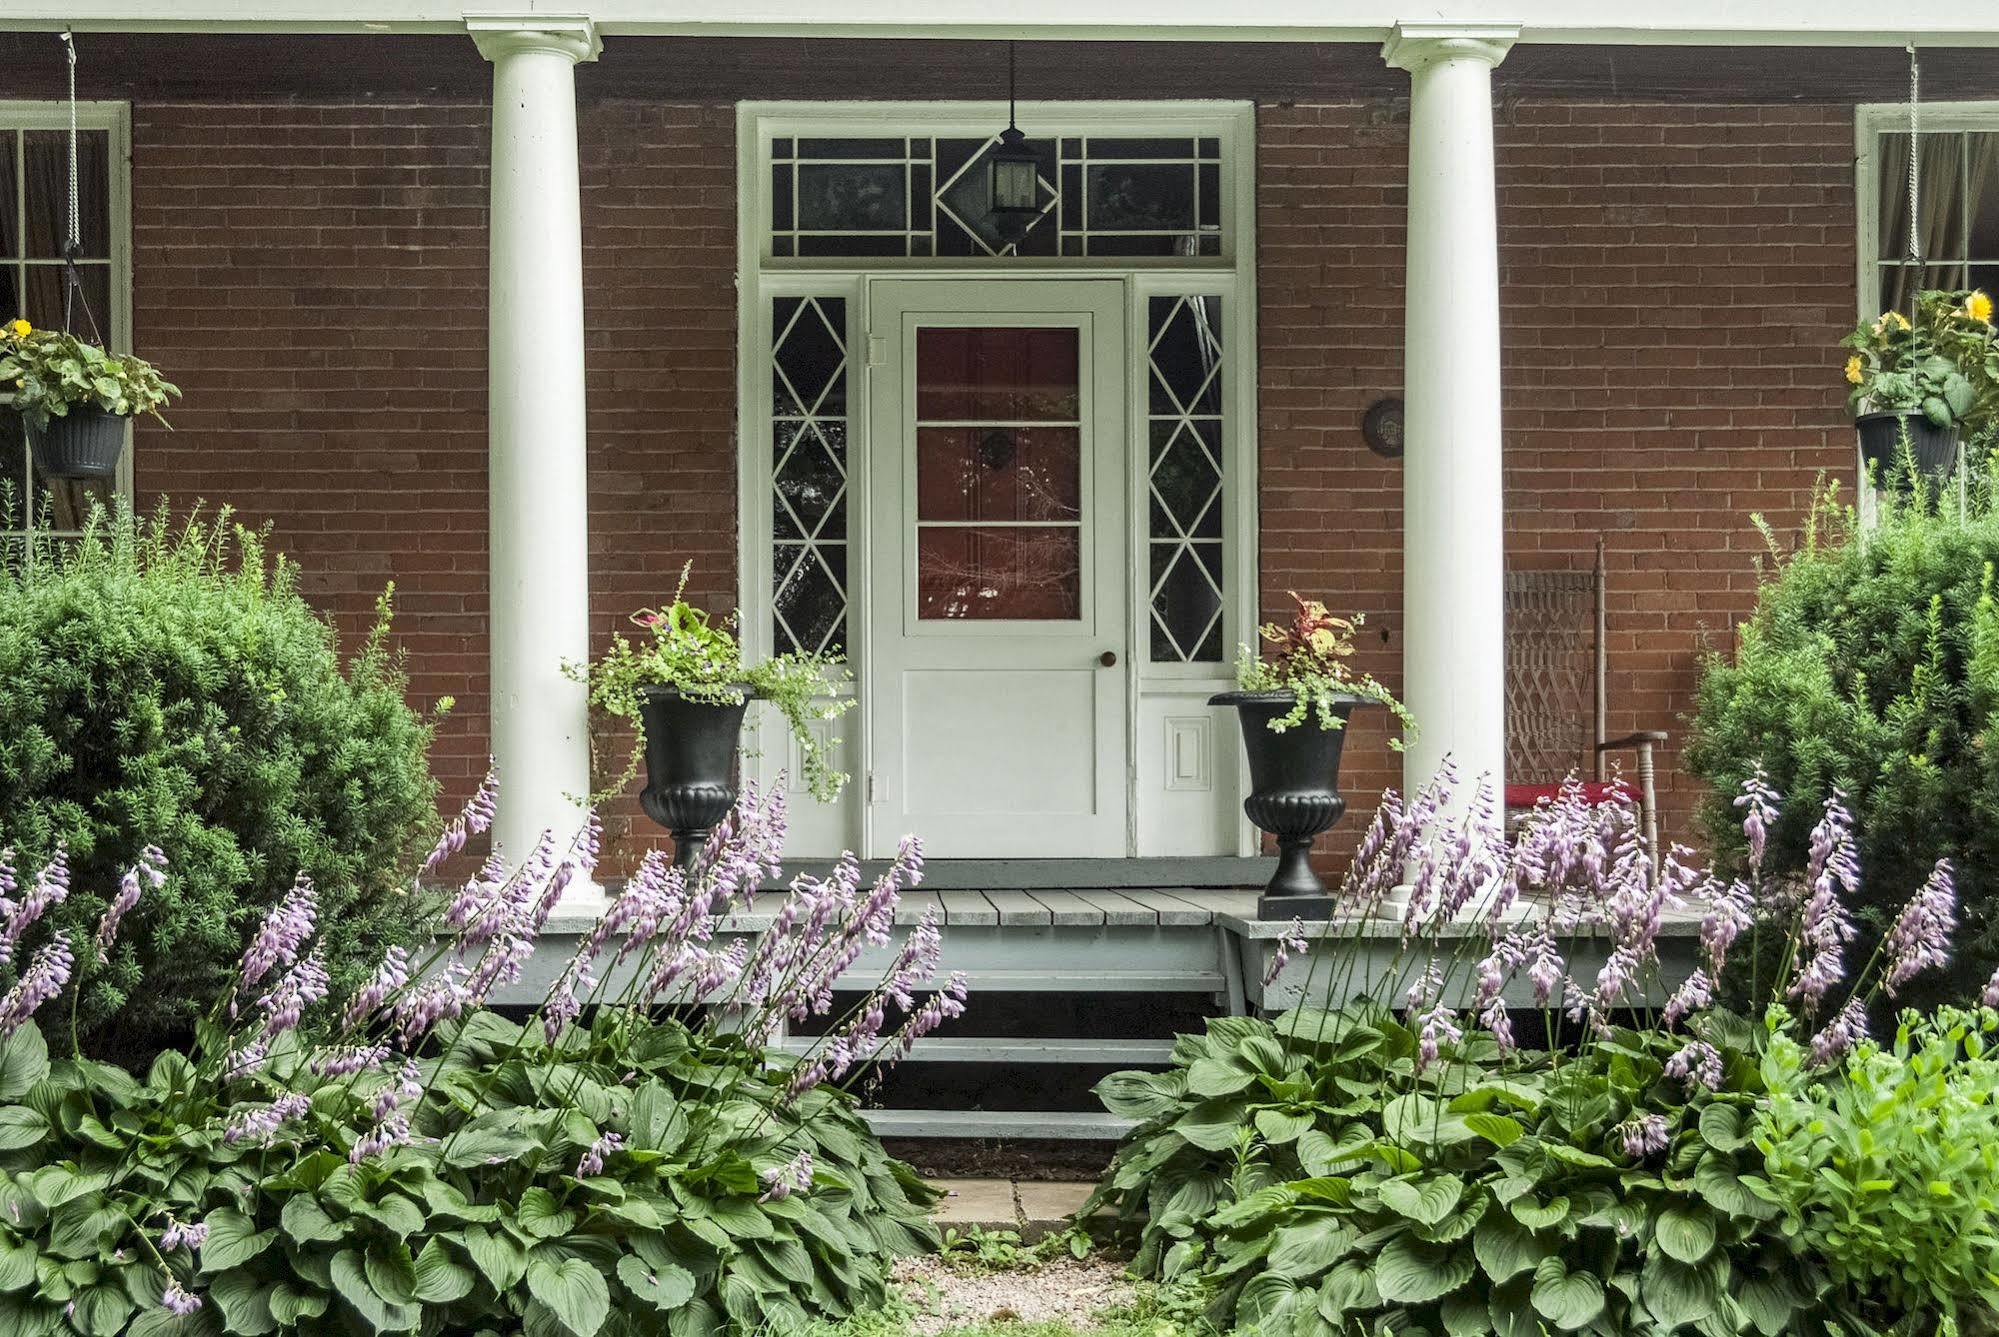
[2,32,1996,104]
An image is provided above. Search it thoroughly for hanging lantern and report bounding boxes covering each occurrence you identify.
[987,43,1040,245]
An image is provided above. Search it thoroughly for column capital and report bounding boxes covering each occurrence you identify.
[467,14,601,65]
[1381,21,1518,72]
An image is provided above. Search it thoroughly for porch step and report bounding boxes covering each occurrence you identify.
[778,1036,1176,1064]
[862,1109,1137,1140]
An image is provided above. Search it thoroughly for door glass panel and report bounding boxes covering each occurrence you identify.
[914,325,1084,621]
[917,527,1081,621]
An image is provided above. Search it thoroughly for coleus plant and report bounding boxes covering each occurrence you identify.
[1087,766,1997,1336]
[1233,592,1414,739]
[0,773,964,1336]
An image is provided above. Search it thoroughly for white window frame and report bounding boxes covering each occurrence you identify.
[735,100,1261,858]
[0,100,135,536]
[1853,100,1999,322]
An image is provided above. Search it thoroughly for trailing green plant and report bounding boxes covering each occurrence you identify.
[1757,1004,1999,1333]
[0,503,438,1052]
[1842,288,1999,434]
[0,318,179,429]
[1686,474,1999,997]
[571,566,853,803]
[1086,766,1989,1336]
[1233,593,1413,739]
[0,776,963,1335]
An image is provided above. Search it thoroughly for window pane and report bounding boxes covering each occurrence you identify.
[916,526,1080,621]
[0,134,14,259]
[1150,542,1223,662]
[25,130,109,260]
[916,426,1080,523]
[1878,262,1968,317]
[769,295,848,657]
[24,263,110,340]
[30,462,115,533]
[773,544,846,657]
[1087,162,1196,233]
[1878,132,1966,267]
[915,327,1079,422]
[0,412,26,533]
[796,163,906,232]
[1969,133,1999,260]
[1146,294,1226,663]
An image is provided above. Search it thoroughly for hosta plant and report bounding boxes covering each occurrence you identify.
[0,776,963,1336]
[1087,767,1990,1336]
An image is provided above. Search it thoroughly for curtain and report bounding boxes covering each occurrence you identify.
[1878,133,1971,315]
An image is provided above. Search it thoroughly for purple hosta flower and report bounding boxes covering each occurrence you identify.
[1700,877,1754,978]
[95,846,166,964]
[392,963,473,1044]
[874,973,969,1071]
[444,847,511,932]
[0,932,73,1037]
[1984,963,1999,1010]
[158,1216,208,1252]
[350,1112,411,1163]
[1335,789,1400,912]
[1414,1003,1463,1076]
[423,762,500,876]
[759,1149,814,1203]
[224,1092,312,1145]
[161,1283,202,1316]
[1262,917,1311,988]
[1615,1113,1671,1160]
[1788,816,1859,1013]
[1799,786,1862,913]
[1882,858,1956,997]
[1664,1038,1724,1092]
[371,1058,422,1121]
[255,947,330,1046]
[1592,943,1646,1013]
[1663,968,1714,1028]
[239,875,317,994]
[1525,925,1565,1007]
[1735,766,1782,880]
[1402,960,1443,1018]
[222,1038,270,1082]
[1479,995,1515,1054]
[697,780,791,914]
[1809,995,1870,1067]
[466,931,534,1004]
[543,950,597,1045]
[0,846,70,966]
[311,1042,389,1079]
[882,908,944,1008]
[341,946,410,1032]
[575,1131,622,1178]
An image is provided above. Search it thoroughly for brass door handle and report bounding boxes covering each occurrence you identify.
[1099,650,1118,667]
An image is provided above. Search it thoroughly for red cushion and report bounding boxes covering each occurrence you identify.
[1504,780,1638,810]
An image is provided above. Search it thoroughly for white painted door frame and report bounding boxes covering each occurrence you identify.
[863,276,1129,857]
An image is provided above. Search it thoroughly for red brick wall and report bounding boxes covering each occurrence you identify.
[1259,100,1855,862]
[129,95,1857,870]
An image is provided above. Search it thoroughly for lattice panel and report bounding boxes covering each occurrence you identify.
[1146,294,1226,663]
[1504,569,1596,782]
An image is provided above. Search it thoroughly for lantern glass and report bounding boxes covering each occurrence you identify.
[990,154,1038,213]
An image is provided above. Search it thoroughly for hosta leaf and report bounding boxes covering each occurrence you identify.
[1654,1203,1717,1264]
[68,1283,133,1337]
[1186,1057,1256,1098]
[0,1025,49,1102]
[617,1255,697,1308]
[1266,1218,1357,1279]
[1441,1290,1491,1337]
[460,1224,528,1292]
[1298,1124,1371,1175]
[1463,1112,1525,1147]
[1094,1070,1184,1120]
[354,1194,424,1239]
[280,1197,344,1245]
[1253,1107,1314,1144]
[1697,1103,1750,1153]
[1474,1212,1546,1283]
[1641,1250,1721,1328]
[1530,1257,1605,1331]
[527,1257,610,1337]
[1379,1174,1465,1227]
[1693,1153,1776,1220]
[0,1239,34,1292]
[1509,1195,1570,1230]
[1735,1266,1808,1336]
[517,1187,579,1239]
[0,1108,49,1153]
[364,1241,419,1307]
[1374,1234,1474,1304]
[1316,1258,1379,1319]
[206,1270,276,1336]
[1174,1099,1250,1152]
[329,1248,418,1334]
[200,1209,276,1273]
[1236,1272,1300,1325]
[411,1239,474,1304]
[442,1126,541,1169]
[267,1283,330,1325]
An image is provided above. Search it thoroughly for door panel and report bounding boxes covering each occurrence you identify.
[867,279,1128,857]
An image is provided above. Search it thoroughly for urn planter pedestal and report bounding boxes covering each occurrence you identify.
[1211,689,1370,921]
[637,686,751,869]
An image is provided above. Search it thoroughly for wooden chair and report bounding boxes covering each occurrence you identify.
[1503,538,1668,855]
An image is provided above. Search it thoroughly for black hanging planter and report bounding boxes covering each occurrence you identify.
[27,406,127,482]
[1212,690,1370,922]
[1857,409,1959,485]
[637,686,752,869]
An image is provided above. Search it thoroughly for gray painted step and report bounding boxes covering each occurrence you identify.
[862,1109,1136,1140]
[777,1036,1175,1064]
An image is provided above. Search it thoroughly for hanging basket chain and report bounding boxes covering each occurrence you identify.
[59,29,102,344]
[1906,43,1922,271]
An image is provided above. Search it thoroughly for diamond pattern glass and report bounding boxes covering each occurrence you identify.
[1146,295,1225,662]
[771,296,850,655]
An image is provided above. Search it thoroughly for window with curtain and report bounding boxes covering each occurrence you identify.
[1873,129,1999,315]
[1,116,120,545]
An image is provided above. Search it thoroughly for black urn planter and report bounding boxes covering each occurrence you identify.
[1211,689,1370,921]
[27,406,127,482]
[1857,409,1959,485]
[637,686,752,869]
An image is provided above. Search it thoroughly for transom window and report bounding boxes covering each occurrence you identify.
[0,104,129,544]
[1859,107,1999,314]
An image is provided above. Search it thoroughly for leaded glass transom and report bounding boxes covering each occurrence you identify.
[771,295,849,656]
[1147,294,1225,663]
[770,135,1224,260]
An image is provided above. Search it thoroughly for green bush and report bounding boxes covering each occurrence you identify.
[0,506,438,1048]
[1686,479,1999,994]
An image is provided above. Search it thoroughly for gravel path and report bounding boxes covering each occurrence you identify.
[890,1254,1139,1334]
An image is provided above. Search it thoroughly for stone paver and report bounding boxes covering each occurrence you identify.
[930,1177,1020,1232]
[1014,1181,1095,1240]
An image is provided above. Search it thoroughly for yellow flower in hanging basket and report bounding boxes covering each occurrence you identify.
[1845,354,1865,385]
[1872,310,1911,338]
[4,319,27,339]
[1966,290,1993,324]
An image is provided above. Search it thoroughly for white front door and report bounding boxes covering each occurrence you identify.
[866,279,1129,858]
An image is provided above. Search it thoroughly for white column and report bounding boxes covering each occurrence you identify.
[1384,22,1516,809]
[469,16,602,904]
